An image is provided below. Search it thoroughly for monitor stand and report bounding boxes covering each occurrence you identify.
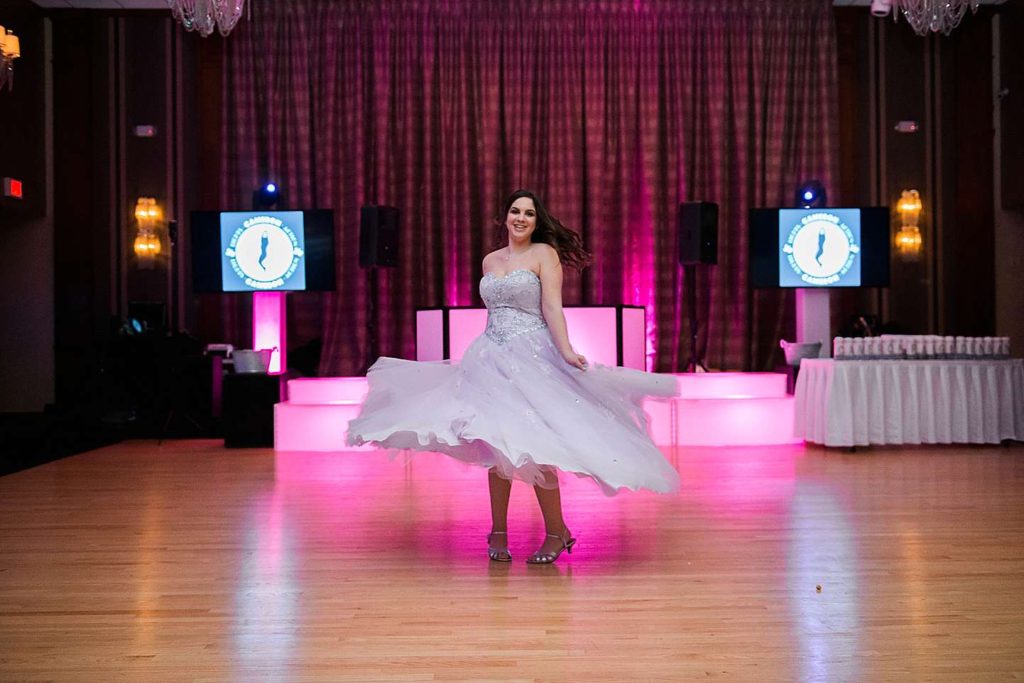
[796,288,830,358]
[253,291,287,374]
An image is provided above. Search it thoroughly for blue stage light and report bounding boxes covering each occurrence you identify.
[796,180,826,208]
[253,181,282,209]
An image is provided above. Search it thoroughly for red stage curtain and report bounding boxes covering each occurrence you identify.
[220,0,838,375]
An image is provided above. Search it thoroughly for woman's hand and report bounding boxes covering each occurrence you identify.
[562,349,588,370]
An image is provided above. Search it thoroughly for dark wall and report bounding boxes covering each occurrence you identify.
[0,0,53,412]
[1000,2,1024,209]
[49,12,199,409]
[940,12,995,336]
[833,6,998,338]
[51,15,117,405]
[0,0,45,219]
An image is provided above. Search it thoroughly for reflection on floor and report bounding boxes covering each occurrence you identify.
[1,440,1022,680]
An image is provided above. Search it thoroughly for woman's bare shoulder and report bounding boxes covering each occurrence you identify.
[532,242,560,263]
[482,248,504,268]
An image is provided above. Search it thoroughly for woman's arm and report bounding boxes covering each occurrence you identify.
[537,244,588,370]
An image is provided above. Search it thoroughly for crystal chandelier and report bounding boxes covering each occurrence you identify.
[168,0,246,38]
[877,0,981,36]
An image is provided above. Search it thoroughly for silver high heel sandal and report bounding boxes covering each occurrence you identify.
[525,531,577,564]
[487,531,512,562]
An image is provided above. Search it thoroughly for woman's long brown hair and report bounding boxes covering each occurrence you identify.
[497,189,591,271]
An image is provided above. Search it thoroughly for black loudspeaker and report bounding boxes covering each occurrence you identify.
[359,205,400,267]
[678,202,719,265]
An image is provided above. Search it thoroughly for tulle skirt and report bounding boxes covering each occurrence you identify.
[346,326,680,495]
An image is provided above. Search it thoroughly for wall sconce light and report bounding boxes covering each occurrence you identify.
[0,26,22,92]
[895,189,923,260]
[133,197,164,260]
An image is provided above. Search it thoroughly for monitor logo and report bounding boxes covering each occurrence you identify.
[782,212,860,286]
[224,215,304,289]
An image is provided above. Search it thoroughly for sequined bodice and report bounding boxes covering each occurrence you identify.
[480,269,547,344]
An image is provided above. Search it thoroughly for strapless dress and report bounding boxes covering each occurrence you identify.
[346,268,680,495]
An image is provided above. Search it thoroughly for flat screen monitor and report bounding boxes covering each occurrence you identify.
[749,207,890,288]
[191,209,336,292]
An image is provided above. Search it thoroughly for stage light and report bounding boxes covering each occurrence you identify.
[795,180,827,209]
[253,182,281,209]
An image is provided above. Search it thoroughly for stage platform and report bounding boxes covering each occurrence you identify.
[274,372,800,451]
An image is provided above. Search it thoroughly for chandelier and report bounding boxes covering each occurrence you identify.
[0,26,21,92]
[873,0,981,36]
[168,0,246,38]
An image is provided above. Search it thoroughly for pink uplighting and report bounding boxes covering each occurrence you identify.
[275,371,799,451]
[415,306,647,369]
[253,291,286,374]
[447,309,488,362]
[623,156,657,370]
[416,310,445,361]
[668,371,788,399]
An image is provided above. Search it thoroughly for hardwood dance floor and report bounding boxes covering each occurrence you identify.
[1,440,1022,681]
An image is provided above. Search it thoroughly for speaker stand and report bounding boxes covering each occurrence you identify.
[684,264,707,373]
[363,267,380,375]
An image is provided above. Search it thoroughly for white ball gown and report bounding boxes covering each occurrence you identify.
[346,268,680,495]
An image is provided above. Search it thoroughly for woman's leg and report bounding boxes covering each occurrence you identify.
[488,468,513,556]
[532,469,572,556]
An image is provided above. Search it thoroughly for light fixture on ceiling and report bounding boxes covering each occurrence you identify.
[878,0,980,36]
[0,26,21,92]
[168,0,246,38]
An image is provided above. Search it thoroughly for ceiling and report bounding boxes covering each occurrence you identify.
[31,0,167,8]
[30,0,1005,7]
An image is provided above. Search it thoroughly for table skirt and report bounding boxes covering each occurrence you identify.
[794,359,1024,447]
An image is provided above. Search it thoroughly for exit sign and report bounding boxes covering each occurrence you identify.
[3,178,23,199]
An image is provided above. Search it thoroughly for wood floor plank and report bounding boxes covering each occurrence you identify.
[1,440,1023,681]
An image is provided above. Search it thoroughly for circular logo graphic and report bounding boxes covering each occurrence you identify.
[782,213,860,286]
[224,216,304,289]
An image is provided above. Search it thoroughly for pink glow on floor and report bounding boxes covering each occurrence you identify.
[269,444,806,568]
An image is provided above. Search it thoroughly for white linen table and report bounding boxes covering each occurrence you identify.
[794,358,1024,447]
